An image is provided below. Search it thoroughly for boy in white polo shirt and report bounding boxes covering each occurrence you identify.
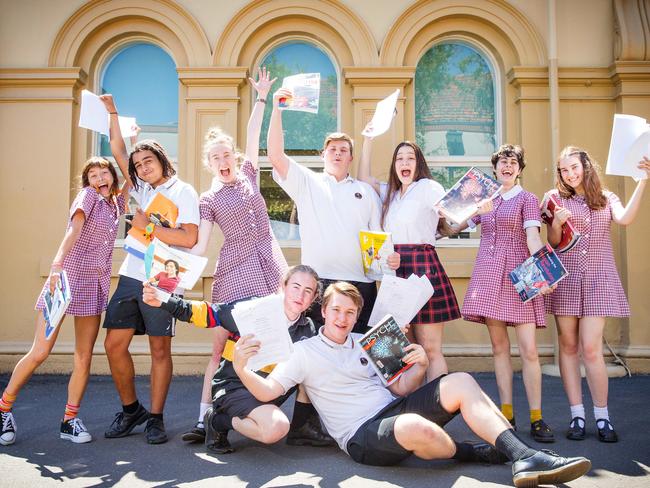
[267,87,399,332]
[232,282,592,488]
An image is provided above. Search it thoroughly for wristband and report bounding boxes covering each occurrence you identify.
[144,222,155,239]
[256,98,266,104]
[109,112,118,115]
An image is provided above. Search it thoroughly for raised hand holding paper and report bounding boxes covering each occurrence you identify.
[279,73,320,113]
[79,90,138,137]
[606,114,650,180]
[362,89,399,138]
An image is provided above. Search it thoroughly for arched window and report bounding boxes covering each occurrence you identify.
[415,41,499,242]
[98,43,179,159]
[256,41,339,244]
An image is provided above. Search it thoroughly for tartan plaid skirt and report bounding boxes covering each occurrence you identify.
[394,244,461,325]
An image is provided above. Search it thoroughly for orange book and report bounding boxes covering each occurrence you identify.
[128,193,179,246]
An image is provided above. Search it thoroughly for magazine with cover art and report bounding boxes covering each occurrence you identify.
[359,315,413,386]
[42,270,72,340]
[143,238,208,295]
[509,244,568,303]
[540,192,581,253]
[435,168,502,225]
[124,192,179,261]
[279,73,320,114]
[359,230,396,281]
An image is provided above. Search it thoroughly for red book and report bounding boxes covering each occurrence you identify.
[540,192,581,253]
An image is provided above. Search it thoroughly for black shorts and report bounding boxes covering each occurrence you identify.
[103,275,177,337]
[346,375,458,466]
[214,386,296,420]
[308,279,377,333]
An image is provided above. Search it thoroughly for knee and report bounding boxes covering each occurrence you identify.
[581,342,602,363]
[74,350,93,370]
[518,343,539,364]
[490,337,510,356]
[150,344,171,363]
[397,414,445,447]
[448,372,477,390]
[259,417,290,444]
[103,336,124,358]
[30,347,50,366]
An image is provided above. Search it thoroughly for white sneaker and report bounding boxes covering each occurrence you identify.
[60,417,92,444]
[0,411,16,445]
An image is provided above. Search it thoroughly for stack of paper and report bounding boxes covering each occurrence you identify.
[79,90,138,137]
[367,274,434,329]
[606,114,650,180]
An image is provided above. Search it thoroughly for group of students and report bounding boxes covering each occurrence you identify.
[0,66,648,486]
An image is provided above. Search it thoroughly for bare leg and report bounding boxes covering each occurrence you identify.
[104,328,137,405]
[413,324,448,381]
[232,404,290,444]
[579,317,607,407]
[555,316,582,406]
[148,336,173,414]
[394,413,456,459]
[514,323,542,411]
[199,327,229,404]
[66,315,100,407]
[486,320,513,406]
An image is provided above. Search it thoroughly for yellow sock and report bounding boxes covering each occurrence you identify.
[501,404,514,421]
[530,409,542,423]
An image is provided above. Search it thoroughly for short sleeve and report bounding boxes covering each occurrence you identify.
[116,192,127,215]
[199,192,216,222]
[379,182,389,202]
[522,192,541,229]
[215,302,239,334]
[426,179,447,209]
[606,191,622,218]
[269,345,307,394]
[272,158,311,203]
[70,188,98,221]
[471,213,481,226]
[175,184,200,225]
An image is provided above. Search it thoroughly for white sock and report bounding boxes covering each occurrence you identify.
[198,402,212,424]
[594,406,610,428]
[570,404,585,427]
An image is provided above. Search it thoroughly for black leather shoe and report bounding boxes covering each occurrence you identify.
[512,449,591,487]
[145,417,168,444]
[286,419,336,447]
[597,419,618,443]
[104,405,149,438]
[566,417,586,441]
[204,407,235,454]
[471,443,509,465]
[530,419,555,443]
[181,422,206,443]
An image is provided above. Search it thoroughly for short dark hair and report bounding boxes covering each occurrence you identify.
[128,139,176,190]
[491,144,525,172]
[164,259,180,273]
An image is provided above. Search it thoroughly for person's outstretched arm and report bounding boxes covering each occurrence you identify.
[233,335,286,402]
[611,157,650,225]
[358,123,381,194]
[267,88,293,180]
[99,94,133,190]
[245,67,276,169]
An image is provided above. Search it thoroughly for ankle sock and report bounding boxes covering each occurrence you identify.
[198,402,211,423]
[452,441,476,462]
[495,429,537,462]
[291,400,317,430]
[594,405,610,429]
[500,403,514,421]
[211,412,233,432]
[123,400,140,415]
[529,409,542,424]
[0,390,17,413]
[63,403,80,421]
[570,404,585,427]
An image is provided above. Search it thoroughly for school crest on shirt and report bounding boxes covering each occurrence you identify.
[354,192,362,199]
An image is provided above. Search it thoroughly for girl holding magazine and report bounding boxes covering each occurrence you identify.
[0,157,126,446]
[180,67,291,443]
[544,147,650,443]
[454,144,555,444]
[358,127,461,381]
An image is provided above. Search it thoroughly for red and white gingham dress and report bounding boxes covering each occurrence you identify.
[462,187,546,327]
[36,188,126,316]
[545,191,630,317]
[200,160,288,303]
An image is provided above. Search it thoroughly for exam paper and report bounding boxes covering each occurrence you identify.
[362,89,400,138]
[367,273,434,329]
[232,294,293,371]
[79,90,110,135]
[606,114,649,180]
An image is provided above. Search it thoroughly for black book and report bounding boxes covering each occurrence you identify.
[359,315,413,385]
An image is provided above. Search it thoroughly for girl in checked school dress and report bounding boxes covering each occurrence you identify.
[545,146,650,443]
[0,158,125,446]
[358,129,461,381]
[181,67,288,441]
[455,144,555,443]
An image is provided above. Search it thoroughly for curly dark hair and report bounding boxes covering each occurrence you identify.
[128,139,176,190]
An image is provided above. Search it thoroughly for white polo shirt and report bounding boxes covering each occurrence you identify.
[120,176,200,289]
[379,178,446,246]
[273,158,381,282]
[270,328,396,452]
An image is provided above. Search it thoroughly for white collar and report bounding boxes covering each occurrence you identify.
[323,171,354,184]
[318,327,354,349]
[143,176,178,192]
[501,184,522,201]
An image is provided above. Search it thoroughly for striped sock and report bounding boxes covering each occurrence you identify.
[0,391,16,412]
[64,403,80,421]
[530,409,542,424]
[501,403,514,421]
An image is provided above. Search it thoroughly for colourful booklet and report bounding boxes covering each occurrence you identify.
[509,244,568,303]
[279,73,320,114]
[42,270,72,340]
[435,167,502,225]
[143,238,208,295]
[359,230,396,281]
[359,315,413,386]
[540,192,581,253]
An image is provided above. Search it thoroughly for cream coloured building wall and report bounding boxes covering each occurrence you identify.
[1,0,648,374]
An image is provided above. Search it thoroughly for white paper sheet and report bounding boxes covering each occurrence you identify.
[232,294,294,371]
[606,114,649,180]
[118,116,138,138]
[362,89,400,137]
[79,90,110,135]
[367,274,434,329]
